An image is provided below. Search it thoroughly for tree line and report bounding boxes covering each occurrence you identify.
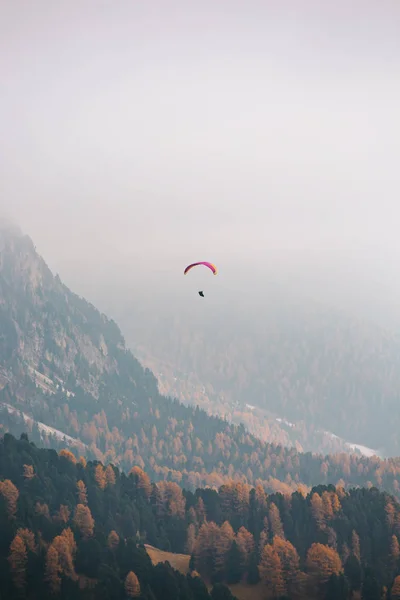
[1,433,400,599]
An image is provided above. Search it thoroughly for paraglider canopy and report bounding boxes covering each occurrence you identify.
[184,261,217,275]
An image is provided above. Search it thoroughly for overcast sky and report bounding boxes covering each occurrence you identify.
[1,1,400,321]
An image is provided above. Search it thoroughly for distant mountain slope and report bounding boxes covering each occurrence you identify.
[2,223,400,500]
[127,344,379,459]
[104,279,400,457]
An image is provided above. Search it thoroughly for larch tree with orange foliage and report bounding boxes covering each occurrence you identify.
[73,504,95,539]
[125,571,141,598]
[259,544,286,599]
[391,575,400,600]
[386,499,396,529]
[76,480,88,505]
[272,536,300,595]
[107,530,120,550]
[215,521,235,578]
[8,535,27,592]
[390,534,400,578]
[330,491,341,513]
[188,506,198,527]
[311,492,325,530]
[259,516,270,551]
[186,523,196,555]
[156,481,186,518]
[306,542,342,595]
[352,530,361,561]
[45,545,62,595]
[236,526,255,572]
[60,528,77,554]
[321,491,334,520]
[268,502,284,539]
[55,504,70,524]
[35,501,50,519]
[255,484,268,509]
[16,528,37,553]
[50,529,77,582]
[23,464,35,479]
[105,464,116,487]
[59,449,77,464]
[341,542,350,564]
[94,464,107,490]
[129,465,151,498]
[0,479,19,518]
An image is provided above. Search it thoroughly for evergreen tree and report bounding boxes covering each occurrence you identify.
[210,583,237,600]
[344,554,362,592]
[325,573,350,600]
[362,567,381,600]
[225,541,242,584]
[187,574,210,600]
[246,551,260,584]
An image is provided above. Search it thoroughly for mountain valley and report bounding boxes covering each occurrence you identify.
[1,224,400,499]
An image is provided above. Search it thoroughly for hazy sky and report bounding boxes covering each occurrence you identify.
[1,1,400,319]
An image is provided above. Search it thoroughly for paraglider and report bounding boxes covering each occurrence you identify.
[184,261,217,298]
[183,261,218,275]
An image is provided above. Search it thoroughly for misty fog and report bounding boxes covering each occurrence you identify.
[1,1,400,329]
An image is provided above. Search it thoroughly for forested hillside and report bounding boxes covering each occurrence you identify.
[106,276,400,457]
[2,225,400,501]
[1,433,400,600]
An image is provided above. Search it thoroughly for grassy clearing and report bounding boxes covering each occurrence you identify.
[144,545,265,600]
[228,582,265,600]
[144,544,191,575]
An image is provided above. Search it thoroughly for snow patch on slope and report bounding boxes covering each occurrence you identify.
[322,429,381,458]
[0,403,85,450]
[276,416,381,458]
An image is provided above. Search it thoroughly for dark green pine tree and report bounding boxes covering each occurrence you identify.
[151,563,180,600]
[187,573,211,600]
[225,541,242,584]
[210,583,238,600]
[344,554,362,593]
[362,567,381,600]
[246,551,260,585]
[325,573,350,600]
[143,585,157,600]
[94,564,123,600]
